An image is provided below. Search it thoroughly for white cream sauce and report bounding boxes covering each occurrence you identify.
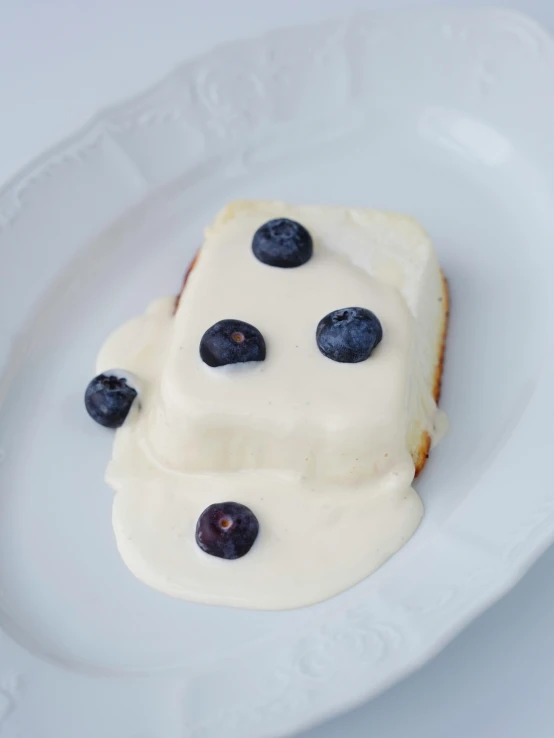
[96,202,445,609]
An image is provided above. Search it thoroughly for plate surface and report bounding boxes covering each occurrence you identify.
[1,7,554,738]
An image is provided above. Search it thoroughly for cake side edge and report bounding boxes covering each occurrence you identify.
[413,271,449,477]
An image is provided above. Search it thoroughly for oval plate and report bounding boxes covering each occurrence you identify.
[0,7,554,738]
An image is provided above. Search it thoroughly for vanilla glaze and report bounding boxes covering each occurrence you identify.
[96,201,446,609]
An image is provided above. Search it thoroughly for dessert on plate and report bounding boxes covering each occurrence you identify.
[84,200,448,609]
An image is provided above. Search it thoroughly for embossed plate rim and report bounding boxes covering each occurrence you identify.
[1,6,554,738]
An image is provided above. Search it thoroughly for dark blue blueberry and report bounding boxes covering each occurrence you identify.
[252,218,313,268]
[200,319,266,368]
[316,307,383,363]
[196,502,259,559]
[84,371,138,428]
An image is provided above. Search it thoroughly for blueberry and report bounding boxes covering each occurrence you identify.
[316,307,383,363]
[196,502,259,559]
[84,371,138,428]
[252,218,313,268]
[200,319,266,368]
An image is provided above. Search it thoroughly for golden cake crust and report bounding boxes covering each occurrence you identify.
[413,272,449,476]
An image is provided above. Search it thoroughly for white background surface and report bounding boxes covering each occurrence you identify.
[1,1,553,737]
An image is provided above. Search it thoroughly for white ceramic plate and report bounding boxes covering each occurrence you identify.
[1,7,554,737]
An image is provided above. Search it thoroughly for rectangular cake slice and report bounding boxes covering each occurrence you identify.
[137,200,448,483]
